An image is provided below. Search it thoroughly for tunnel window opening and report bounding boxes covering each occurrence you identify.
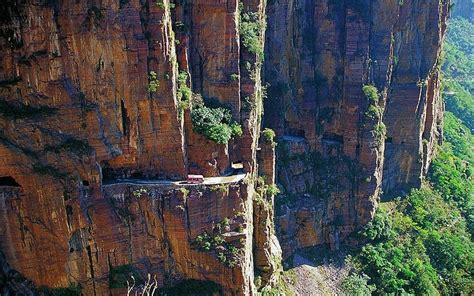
[82,180,90,186]
[121,99,129,137]
[322,134,344,144]
[295,130,305,137]
[101,165,115,182]
[0,176,21,187]
[131,172,144,179]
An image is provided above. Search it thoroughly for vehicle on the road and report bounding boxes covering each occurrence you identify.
[186,174,204,184]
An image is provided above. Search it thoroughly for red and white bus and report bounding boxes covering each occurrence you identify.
[186,174,204,184]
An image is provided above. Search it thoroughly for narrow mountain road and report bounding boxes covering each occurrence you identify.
[106,173,247,187]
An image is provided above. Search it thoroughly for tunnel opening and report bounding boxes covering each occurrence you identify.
[131,172,144,179]
[0,176,21,187]
[121,99,129,138]
[322,133,344,144]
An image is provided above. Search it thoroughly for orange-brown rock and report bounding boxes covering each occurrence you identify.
[0,0,274,294]
[264,0,449,254]
[0,0,449,293]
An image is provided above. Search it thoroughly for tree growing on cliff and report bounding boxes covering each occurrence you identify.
[239,4,266,57]
[191,104,242,144]
[148,71,159,93]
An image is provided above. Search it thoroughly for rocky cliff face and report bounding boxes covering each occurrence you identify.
[0,0,447,294]
[264,0,449,255]
[0,0,280,294]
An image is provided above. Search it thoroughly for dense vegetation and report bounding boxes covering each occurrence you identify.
[191,101,242,144]
[442,17,474,131]
[345,14,474,295]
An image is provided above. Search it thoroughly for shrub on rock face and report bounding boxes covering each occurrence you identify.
[262,128,276,142]
[230,123,243,137]
[191,104,242,144]
[362,84,379,104]
[207,124,232,144]
[148,71,159,93]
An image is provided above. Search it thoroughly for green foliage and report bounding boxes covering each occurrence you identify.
[230,73,239,81]
[365,104,383,121]
[361,207,393,241]
[0,99,58,120]
[109,264,141,289]
[362,84,380,104]
[442,17,474,131]
[353,185,474,294]
[239,6,265,56]
[444,79,474,131]
[179,187,189,197]
[429,143,473,207]
[191,104,242,144]
[211,184,228,193]
[342,273,376,296]
[349,12,474,296]
[373,122,387,145]
[428,112,474,237]
[148,71,159,93]
[156,0,165,9]
[262,128,276,143]
[207,124,232,144]
[443,112,474,159]
[230,122,243,137]
[132,188,147,198]
[192,218,240,267]
[266,184,280,196]
[177,71,192,104]
[363,85,385,145]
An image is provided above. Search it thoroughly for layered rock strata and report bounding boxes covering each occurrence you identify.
[0,0,276,293]
[264,0,449,254]
[0,0,449,293]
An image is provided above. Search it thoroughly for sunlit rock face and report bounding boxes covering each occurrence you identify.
[264,0,448,255]
[0,0,447,293]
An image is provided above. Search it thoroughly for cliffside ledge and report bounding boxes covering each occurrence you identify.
[0,0,448,294]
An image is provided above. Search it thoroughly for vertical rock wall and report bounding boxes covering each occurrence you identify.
[264,0,449,254]
[0,0,449,292]
[0,0,276,294]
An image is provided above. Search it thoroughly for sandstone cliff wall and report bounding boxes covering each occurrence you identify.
[264,0,449,255]
[0,0,277,294]
[0,0,448,293]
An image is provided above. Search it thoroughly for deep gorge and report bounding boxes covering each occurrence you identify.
[0,0,466,295]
